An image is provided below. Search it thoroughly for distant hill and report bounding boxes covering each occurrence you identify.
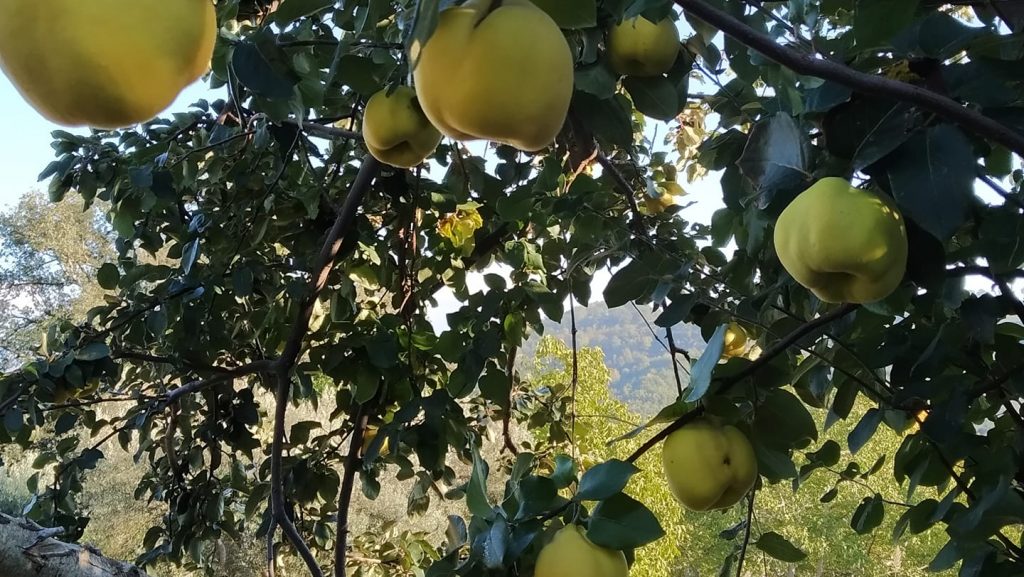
[524,301,706,417]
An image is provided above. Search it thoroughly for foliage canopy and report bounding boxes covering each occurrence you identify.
[2,1,1024,576]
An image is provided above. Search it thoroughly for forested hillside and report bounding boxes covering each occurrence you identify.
[532,300,705,416]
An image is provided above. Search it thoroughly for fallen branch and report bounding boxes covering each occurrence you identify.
[0,513,150,577]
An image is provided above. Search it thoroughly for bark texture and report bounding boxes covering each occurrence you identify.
[0,513,150,577]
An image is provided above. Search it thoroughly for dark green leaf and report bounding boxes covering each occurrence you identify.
[577,459,640,502]
[273,0,334,24]
[887,125,976,241]
[587,493,665,550]
[550,454,576,489]
[530,0,597,28]
[97,263,120,290]
[623,76,680,121]
[848,408,882,454]
[851,495,885,534]
[754,531,807,562]
[737,114,813,209]
[75,342,110,361]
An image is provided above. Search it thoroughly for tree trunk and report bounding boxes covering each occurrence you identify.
[0,513,150,577]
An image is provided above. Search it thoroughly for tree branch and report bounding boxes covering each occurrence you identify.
[160,360,276,407]
[626,304,859,463]
[674,0,1024,155]
[735,490,756,577]
[334,405,369,577]
[595,152,645,236]
[300,122,363,142]
[269,155,381,577]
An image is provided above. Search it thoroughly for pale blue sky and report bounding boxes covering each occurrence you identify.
[0,77,213,209]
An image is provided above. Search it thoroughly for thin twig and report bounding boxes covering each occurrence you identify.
[666,327,686,398]
[334,405,369,577]
[570,296,580,461]
[595,152,645,236]
[675,0,1024,155]
[503,345,520,455]
[735,490,756,577]
[977,169,1024,211]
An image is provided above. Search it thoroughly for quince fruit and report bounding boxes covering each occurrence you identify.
[362,87,442,168]
[534,525,627,577]
[644,181,684,214]
[0,0,217,128]
[361,425,391,457]
[723,323,748,358]
[774,177,908,304]
[411,0,574,151]
[662,419,758,511]
[608,16,680,77]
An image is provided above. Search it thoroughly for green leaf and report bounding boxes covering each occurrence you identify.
[467,446,493,520]
[97,263,120,290]
[654,293,697,327]
[529,0,597,28]
[273,0,334,25]
[550,454,576,489]
[754,388,818,451]
[806,440,841,467]
[587,493,665,550]
[231,40,298,100]
[854,0,920,48]
[848,408,882,455]
[575,63,618,100]
[737,114,813,209]
[851,495,885,534]
[754,531,807,562]
[623,76,680,121]
[482,517,508,569]
[822,98,915,172]
[576,460,640,501]
[685,324,726,402]
[887,124,976,241]
[75,342,110,362]
[517,475,558,518]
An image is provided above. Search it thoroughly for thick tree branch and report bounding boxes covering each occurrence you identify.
[269,156,382,577]
[626,304,859,463]
[675,0,1024,155]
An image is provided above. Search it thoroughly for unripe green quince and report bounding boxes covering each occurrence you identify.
[362,87,442,168]
[774,177,908,304]
[662,419,758,511]
[607,16,680,77]
[411,0,574,151]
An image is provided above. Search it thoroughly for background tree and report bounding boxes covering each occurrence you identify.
[0,1,1023,577]
[0,190,112,367]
